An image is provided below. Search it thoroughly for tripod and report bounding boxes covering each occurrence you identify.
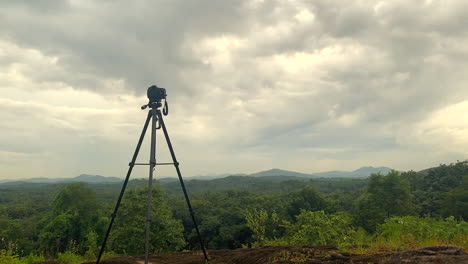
[96,99,209,264]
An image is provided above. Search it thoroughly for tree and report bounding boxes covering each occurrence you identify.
[281,210,355,246]
[173,190,261,250]
[245,209,280,246]
[108,186,185,255]
[353,192,387,232]
[442,176,468,219]
[38,183,100,255]
[416,161,468,216]
[354,171,413,231]
[287,186,326,218]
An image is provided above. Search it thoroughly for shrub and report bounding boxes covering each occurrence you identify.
[280,210,355,247]
[19,254,45,264]
[56,251,85,264]
[375,216,468,249]
[245,209,281,247]
[0,249,20,264]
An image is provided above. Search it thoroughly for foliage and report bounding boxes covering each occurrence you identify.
[38,183,101,255]
[171,190,279,250]
[84,231,98,260]
[56,250,85,264]
[0,250,45,264]
[409,161,468,217]
[19,254,45,264]
[353,192,387,233]
[245,209,280,246]
[0,249,19,264]
[354,171,412,232]
[108,186,186,255]
[279,210,355,247]
[375,216,468,249]
[287,186,326,218]
[0,161,467,260]
[442,176,468,219]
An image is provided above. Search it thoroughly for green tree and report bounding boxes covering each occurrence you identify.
[287,186,326,218]
[38,183,100,255]
[417,161,468,216]
[108,186,185,255]
[245,209,280,246]
[281,210,355,246]
[442,176,468,219]
[173,191,258,250]
[353,192,387,232]
[355,171,413,231]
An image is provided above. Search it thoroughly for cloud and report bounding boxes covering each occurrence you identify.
[1,0,468,179]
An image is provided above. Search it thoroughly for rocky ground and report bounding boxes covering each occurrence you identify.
[41,245,467,264]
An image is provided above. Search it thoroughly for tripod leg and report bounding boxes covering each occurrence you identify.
[96,111,152,264]
[157,110,209,262]
[145,108,158,264]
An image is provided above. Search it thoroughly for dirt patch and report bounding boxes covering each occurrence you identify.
[32,260,67,264]
[382,245,468,264]
[83,245,467,264]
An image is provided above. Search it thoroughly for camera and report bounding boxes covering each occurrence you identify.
[147,85,167,104]
[142,85,169,114]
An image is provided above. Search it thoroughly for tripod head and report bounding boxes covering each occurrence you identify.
[141,85,169,115]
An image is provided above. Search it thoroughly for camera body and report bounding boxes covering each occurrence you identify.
[147,85,167,104]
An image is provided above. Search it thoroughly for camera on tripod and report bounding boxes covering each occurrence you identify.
[97,83,208,264]
[142,85,168,112]
[147,85,166,103]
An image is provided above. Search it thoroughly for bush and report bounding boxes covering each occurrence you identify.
[0,249,20,264]
[56,251,85,264]
[245,209,281,247]
[0,250,47,264]
[375,216,468,249]
[279,210,356,247]
[19,254,45,264]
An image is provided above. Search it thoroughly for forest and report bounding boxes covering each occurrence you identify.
[0,161,467,263]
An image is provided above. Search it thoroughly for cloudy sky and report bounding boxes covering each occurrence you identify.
[1,0,468,179]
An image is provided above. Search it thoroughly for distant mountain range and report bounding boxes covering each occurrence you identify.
[0,167,393,186]
[0,174,122,185]
[314,166,393,178]
[250,169,313,178]
[186,173,247,180]
[249,166,392,179]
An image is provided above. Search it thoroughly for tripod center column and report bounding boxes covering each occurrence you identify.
[145,107,158,264]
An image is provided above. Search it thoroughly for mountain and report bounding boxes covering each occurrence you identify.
[351,166,393,176]
[311,166,393,178]
[250,169,314,178]
[157,177,179,183]
[0,174,122,186]
[249,167,393,179]
[187,173,248,180]
[71,174,122,183]
[0,167,393,186]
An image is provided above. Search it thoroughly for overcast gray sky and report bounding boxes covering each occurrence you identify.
[1,0,468,179]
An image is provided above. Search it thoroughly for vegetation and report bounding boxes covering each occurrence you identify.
[108,186,185,255]
[0,161,467,263]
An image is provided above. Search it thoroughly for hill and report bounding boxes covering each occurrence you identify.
[314,166,393,178]
[249,166,393,179]
[0,166,392,187]
[0,174,122,186]
[249,168,313,178]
